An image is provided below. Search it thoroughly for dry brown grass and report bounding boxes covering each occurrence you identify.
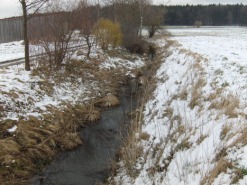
[95,94,120,107]
[209,94,240,118]
[179,87,188,100]
[0,120,17,138]
[139,132,150,141]
[175,137,192,151]
[83,106,101,123]
[200,158,233,185]
[189,78,206,109]
[119,138,143,177]
[58,132,83,151]
[220,125,232,140]
[196,134,208,145]
[109,41,168,180]
[163,107,174,119]
[229,127,247,147]
[206,91,218,102]
[0,138,20,156]
[15,121,45,146]
[0,102,90,185]
[1,45,149,185]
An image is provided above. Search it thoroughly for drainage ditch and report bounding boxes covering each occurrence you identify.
[31,79,139,185]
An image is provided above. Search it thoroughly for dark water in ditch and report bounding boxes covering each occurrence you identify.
[31,85,136,185]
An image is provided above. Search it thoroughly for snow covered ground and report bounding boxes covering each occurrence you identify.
[113,27,247,184]
[0,32,147,184]
[0,42,145,126]
[0,31,83,62]
[1,27,246,184]
[0,41,42,62]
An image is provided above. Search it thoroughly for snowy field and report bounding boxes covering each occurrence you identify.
[0,31,83,62]
[168,26,247,66]
[0,41,42,62]
[113,27,247,184]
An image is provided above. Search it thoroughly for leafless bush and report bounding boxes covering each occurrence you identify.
[75,0,98,58]
[29,1,80,70]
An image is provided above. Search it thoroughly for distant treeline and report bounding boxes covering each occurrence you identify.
[1,4,247,43]
[163,4,247,26]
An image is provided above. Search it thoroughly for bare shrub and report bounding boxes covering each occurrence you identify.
[36,12,75,70]
[93,18,123,50]
[126,39,149,55]
[144,6,165,38]
[76,0,97,58]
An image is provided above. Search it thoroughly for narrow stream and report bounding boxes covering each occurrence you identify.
[31,84,136,185]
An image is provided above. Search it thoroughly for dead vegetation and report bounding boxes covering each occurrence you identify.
[0,41,150,184]
[200,158,233,185]
[108,41,169,182]
[118,107,144,177]
[0,99,117,184]
[229,126,247,147]
[0,103,91,184]
[209,94,240,118]
[189,77,206,109]
[82,105,101,122]
[200,124,247,185]
[95,94,120,107]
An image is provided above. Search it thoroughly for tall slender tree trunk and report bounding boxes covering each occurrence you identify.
[21,0,31,71]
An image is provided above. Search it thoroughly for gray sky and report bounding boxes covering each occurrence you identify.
[0,0,246,19]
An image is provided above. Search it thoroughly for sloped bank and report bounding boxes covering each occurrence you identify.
[0,49,147,185]
[108,35,247,185]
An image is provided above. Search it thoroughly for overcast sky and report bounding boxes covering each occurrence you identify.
[0,0,246,19]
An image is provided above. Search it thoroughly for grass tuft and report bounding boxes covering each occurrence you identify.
[95,94,120,107]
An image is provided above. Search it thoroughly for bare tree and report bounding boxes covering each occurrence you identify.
[35,1,79,70]
[102,0,151,48]
[76,0,97,58]
[144,6,165,38]
[137,0,151,37]
[19,0,49,71]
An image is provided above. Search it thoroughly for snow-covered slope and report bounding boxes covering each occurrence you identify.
[113,27,247,185]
